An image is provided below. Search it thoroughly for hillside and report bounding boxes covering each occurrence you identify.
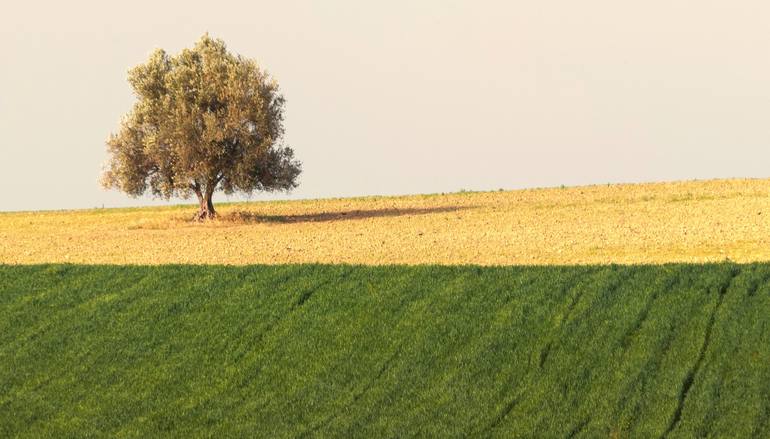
[2,178,770,265]
[1,263,769,437]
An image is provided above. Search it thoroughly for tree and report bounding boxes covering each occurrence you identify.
[102,34,301,220]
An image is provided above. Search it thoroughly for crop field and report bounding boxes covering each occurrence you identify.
[1,263,769,437]
[3,178,770,265]
[3,179,770,437]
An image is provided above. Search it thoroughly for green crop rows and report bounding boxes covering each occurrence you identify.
[1,264,768,437]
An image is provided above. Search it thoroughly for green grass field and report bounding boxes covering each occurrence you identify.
[1,264,769,437]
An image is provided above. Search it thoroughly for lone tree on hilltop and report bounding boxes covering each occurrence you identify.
[102,34,301,220]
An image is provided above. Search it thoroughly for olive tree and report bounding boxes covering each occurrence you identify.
[102,34,300,220]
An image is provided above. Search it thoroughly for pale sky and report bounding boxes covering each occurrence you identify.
[2,1,770,212]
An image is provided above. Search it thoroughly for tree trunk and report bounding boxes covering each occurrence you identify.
[194,191,217,221]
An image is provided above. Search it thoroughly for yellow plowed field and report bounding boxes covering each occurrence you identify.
[3,179,770,265]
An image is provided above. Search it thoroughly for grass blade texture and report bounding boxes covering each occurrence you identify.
[1,263,769,437]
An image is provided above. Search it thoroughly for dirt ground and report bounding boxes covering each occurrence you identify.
[3,178,770,265]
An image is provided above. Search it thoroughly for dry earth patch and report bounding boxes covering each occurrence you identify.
[3,178,770,265]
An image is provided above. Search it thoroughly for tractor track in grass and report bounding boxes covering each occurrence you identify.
[661,266,742,438]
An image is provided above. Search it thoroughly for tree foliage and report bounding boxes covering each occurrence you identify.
[102,34,300,219]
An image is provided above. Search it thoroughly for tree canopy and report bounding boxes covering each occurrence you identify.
[102,34,301,220]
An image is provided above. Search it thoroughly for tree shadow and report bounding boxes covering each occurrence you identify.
[223,205,474,224]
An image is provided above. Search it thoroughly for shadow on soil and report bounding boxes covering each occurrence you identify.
[222,206,474,224]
